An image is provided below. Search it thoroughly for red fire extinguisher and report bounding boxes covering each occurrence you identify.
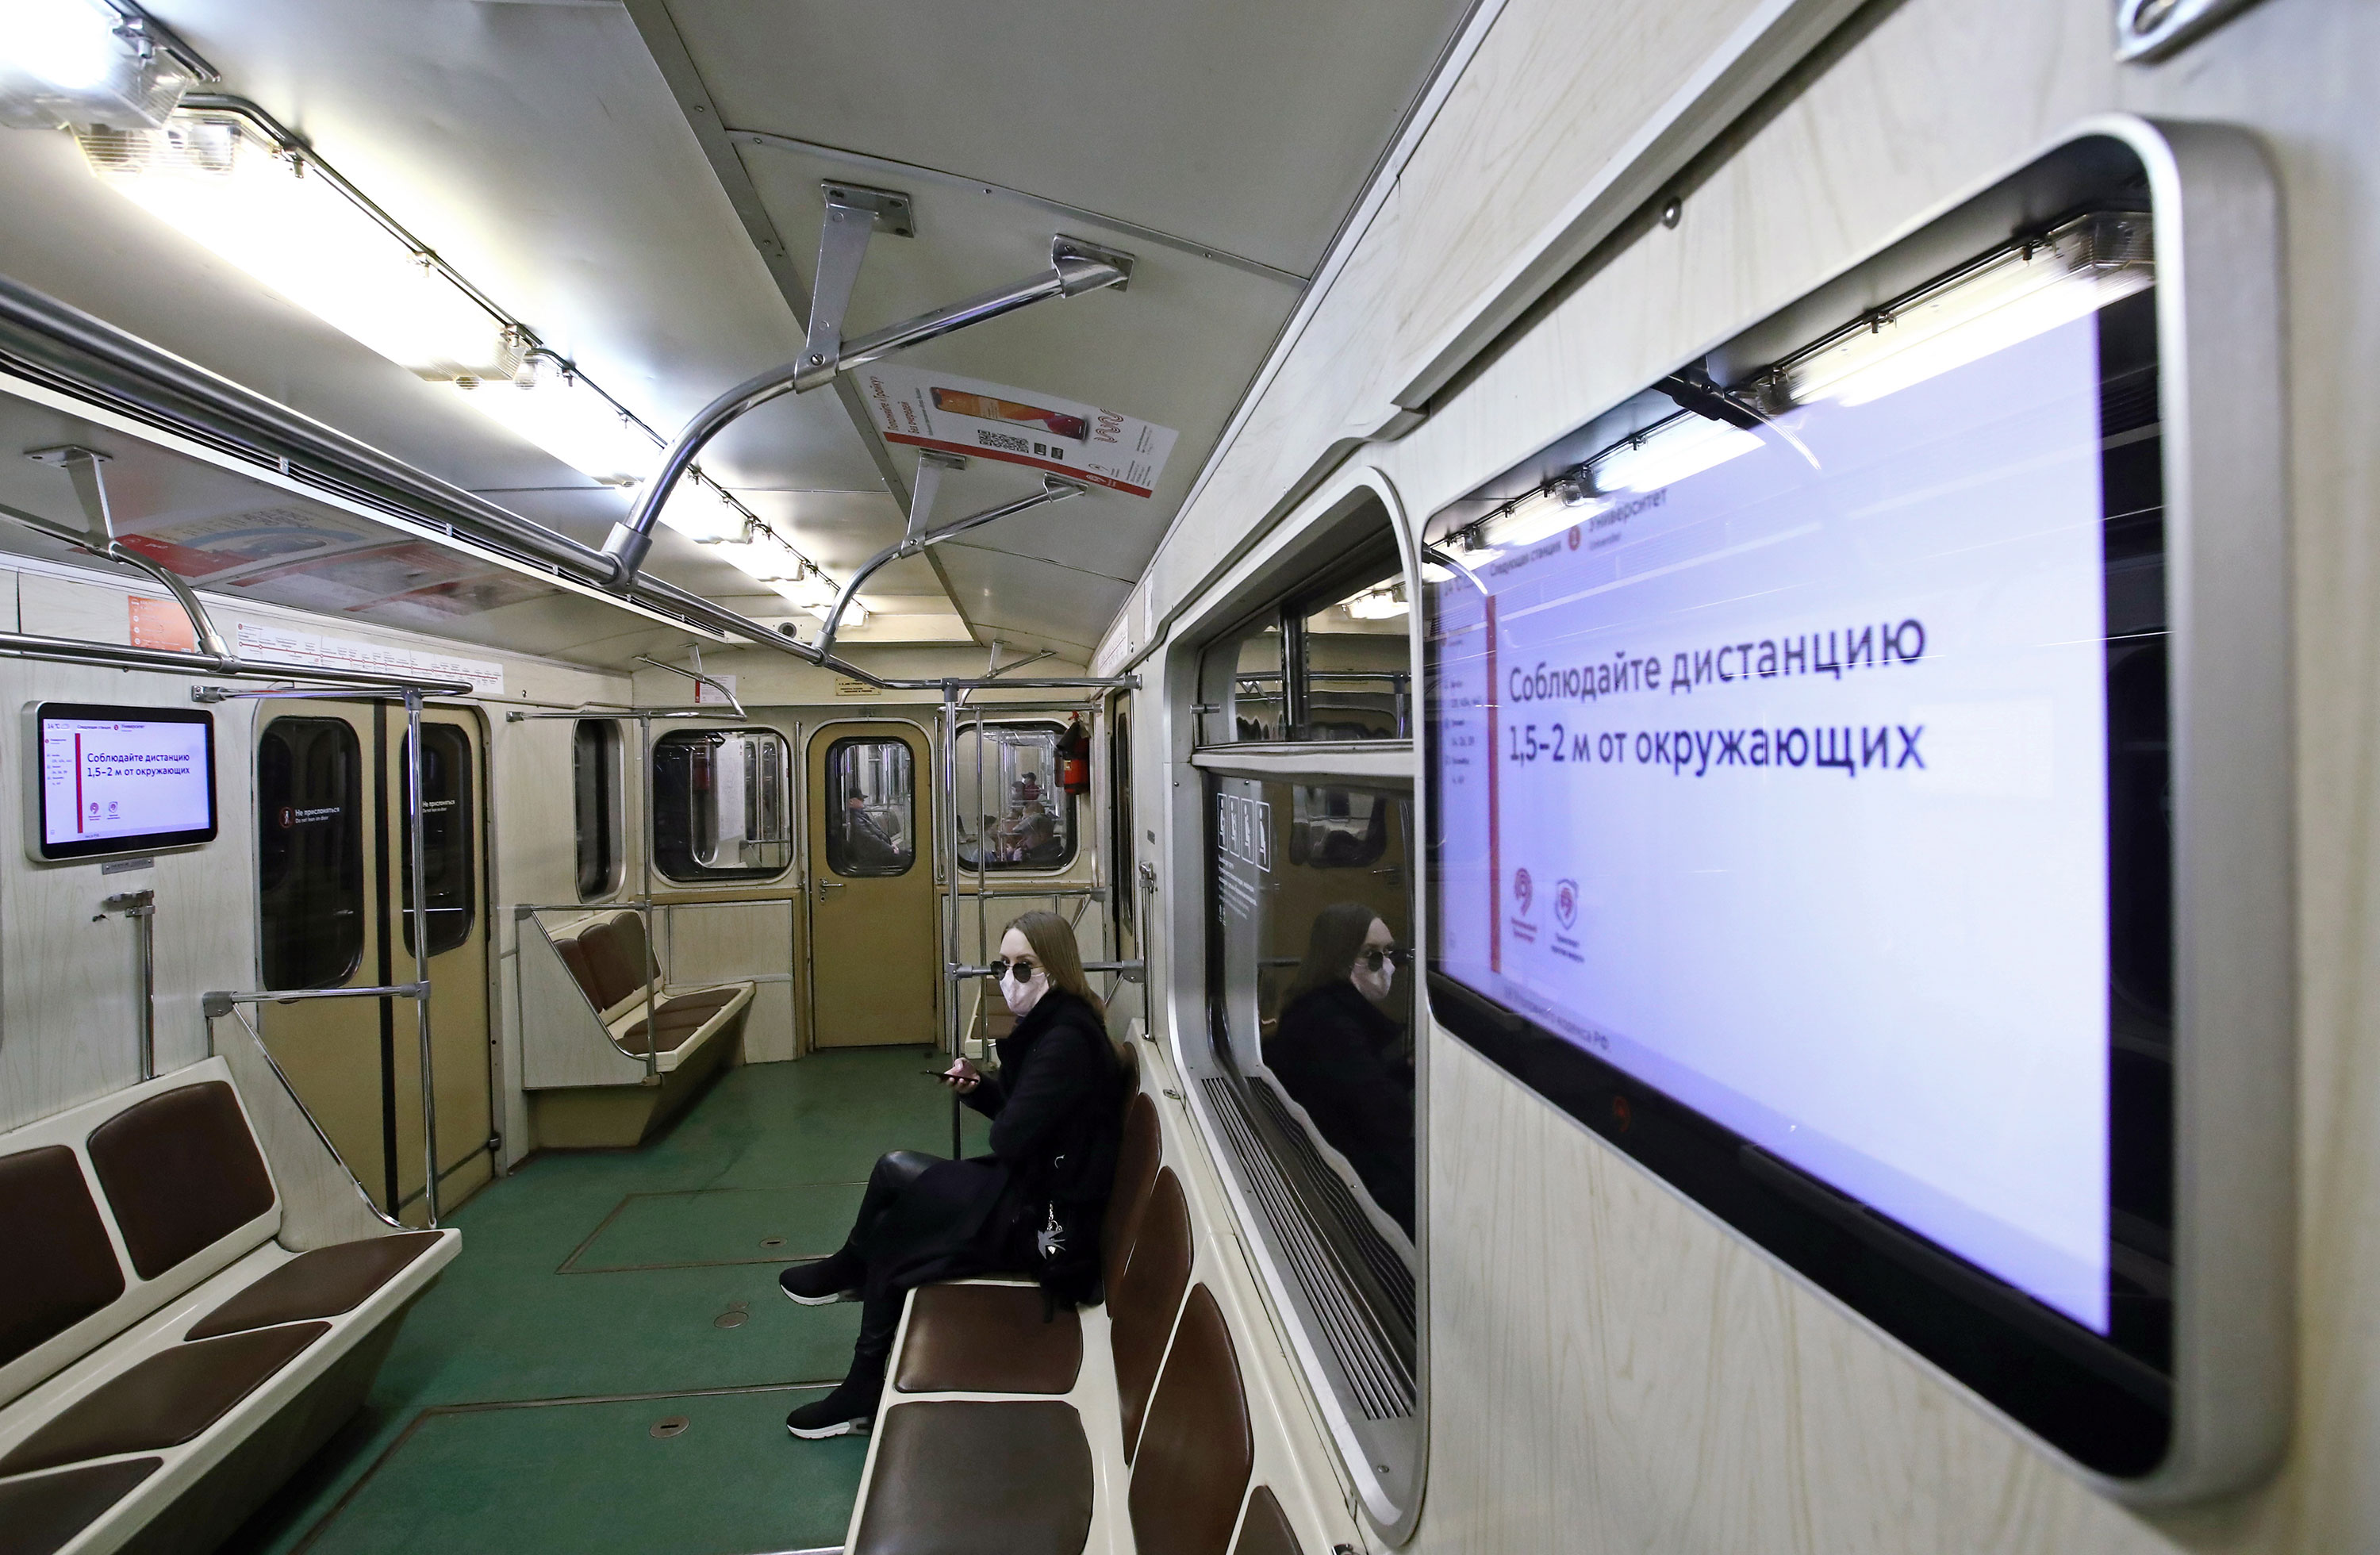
[1057,713,1091,797]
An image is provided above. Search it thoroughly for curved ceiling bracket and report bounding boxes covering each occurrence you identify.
[598,204,1132,587]
[813,472,1085,659]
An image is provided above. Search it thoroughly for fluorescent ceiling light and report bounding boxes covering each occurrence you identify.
[1339,582,1408,620]
[0,0,191,130]
[1784,213,2152,407]
[451,364,659,486]
[1591,416,1761,494]
[83,114,512,377]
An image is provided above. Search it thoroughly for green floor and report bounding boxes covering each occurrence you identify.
[224,1048,986,1555]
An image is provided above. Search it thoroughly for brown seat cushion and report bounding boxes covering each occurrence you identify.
[0,1457,161,1555]
[0,1147,125,1368]
[574,919,643,1011]
[1112,1168,1192,1458]
[186,1233,440,1340]
[86,1082,275,1281]
[617,992,741,1054]
[1233,1486,1303,1555]
[1128,1285,1253,1555]
[853,1400,1092,1555]
[0,1322,327,1476]
[894,1284,1083,1395]
[555,936,605,1010]
[1102,1091,1163,1295]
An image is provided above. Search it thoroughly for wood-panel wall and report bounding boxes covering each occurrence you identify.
[1115,0,2378,1549]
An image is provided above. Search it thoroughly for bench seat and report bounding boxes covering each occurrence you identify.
[844,1078,1303,1555]
[524,910,757,1148]
[0,1062,456,1555]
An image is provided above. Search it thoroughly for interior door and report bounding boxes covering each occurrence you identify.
[804,721,938,1048]
[257,700,493,1223]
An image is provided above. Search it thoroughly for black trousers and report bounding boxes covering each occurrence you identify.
[837,1150,939,1392]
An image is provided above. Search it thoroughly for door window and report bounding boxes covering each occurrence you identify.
[400,724,476,957]
[952,721,1076,871]
[573,719,623,900]
[257,716,365,989]
[653,727,793,881]
[823,736,916,877]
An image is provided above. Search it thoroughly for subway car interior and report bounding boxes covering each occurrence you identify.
[0,1,2367,1553]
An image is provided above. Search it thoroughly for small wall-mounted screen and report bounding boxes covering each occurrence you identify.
[33,703,218,861]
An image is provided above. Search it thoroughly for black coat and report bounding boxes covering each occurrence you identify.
[1265,981,1416,1234]
[863,990,1123,1300]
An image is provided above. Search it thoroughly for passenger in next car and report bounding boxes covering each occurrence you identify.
[841,789,905,869]
[777,910,1126,1439]
[1265,901,1416,1234]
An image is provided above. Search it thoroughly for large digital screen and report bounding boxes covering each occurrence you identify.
[32,703,217,861]
[1428,286,2163,1342]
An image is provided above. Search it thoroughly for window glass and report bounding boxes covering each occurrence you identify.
[400,725,475,957]
[1193,528,1411,747]
[1298,570,1411,739]
[823,736,916,877]
[1196,771,1419,1501]
[1196,620,1284,745]
[653,727,793,881]
[573,720,622,900]
[1110,696,1136,946]
[953,721,1077,871]
[258,716,364,989]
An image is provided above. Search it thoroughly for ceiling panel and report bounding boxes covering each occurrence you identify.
[666,0,1476,277]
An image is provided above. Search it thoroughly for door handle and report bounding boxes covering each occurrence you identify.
[816,880,846,904]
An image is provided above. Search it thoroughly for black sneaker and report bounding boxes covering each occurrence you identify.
[785,1380,878,1439]
[778,1252,861,1306]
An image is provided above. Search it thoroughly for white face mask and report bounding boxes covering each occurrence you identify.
[1002,966,1049,1017]
[1350,960,1393,1002]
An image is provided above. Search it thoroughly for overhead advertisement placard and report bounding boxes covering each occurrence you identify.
[858,367,1178,497]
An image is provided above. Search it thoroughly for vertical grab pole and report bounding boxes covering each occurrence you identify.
[941,686,962,1160]
[404,691,442,1228]
[103,890,159,1081]
[638,714,658,1080]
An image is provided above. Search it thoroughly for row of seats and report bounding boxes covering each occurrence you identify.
[550,911,753,1059]
[841,1061,1313,1555]
[0,1062,456,1555]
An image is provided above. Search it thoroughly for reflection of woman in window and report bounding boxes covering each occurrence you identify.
[1265,901,1415,1234]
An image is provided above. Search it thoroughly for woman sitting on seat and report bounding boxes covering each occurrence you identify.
[777,910,1125,1438]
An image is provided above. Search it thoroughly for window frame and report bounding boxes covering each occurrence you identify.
[651,724,797,885]
[821,732,919,879]
[950,717,1081,875]
[1172,482,1431,1542]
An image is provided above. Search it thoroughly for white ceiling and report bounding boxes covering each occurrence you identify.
[0,0,1474,662]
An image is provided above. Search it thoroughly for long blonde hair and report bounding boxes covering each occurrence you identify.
[1009,910,1103,1015]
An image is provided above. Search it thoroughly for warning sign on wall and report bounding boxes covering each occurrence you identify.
[857,367,1178,498]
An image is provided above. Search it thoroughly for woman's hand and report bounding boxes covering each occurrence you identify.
[940,1058,981,1094]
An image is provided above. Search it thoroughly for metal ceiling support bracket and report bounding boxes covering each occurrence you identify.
[814,475,1085,659]
[22,443,233,659]
[633,651,748,717]
[797,182,917,394]
[598,233,1132,586]
[906,450,968,543]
